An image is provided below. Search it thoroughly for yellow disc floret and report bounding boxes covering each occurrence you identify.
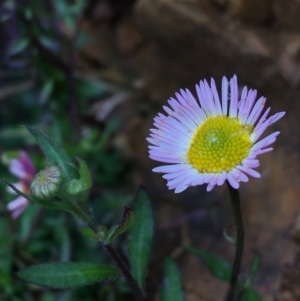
[187,116,253,173]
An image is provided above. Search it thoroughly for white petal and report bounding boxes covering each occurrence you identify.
[227,172,240,189]
[149,155,184,164]
[229,75,238,117]
[242,89,257,124]
[217,172,227,186]
[237,166,261,178]
[174,183,188,193]
[152,164,187,173]
[238,86,248,119]
[222,76,228,115]
[207,175,218,191]
[252,131,280,150]
[254,147,273,155]
[184,89,199,107]
[210,78,222,115]
[246,97,266,125]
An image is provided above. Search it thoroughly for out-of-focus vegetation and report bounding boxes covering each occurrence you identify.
[0,0,137,300]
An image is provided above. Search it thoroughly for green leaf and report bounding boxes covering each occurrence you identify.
[241,287,261,301]
[24,126,78,181]
[109,207,135,243]
[128,187,154,289]
[0,216,13,295]
[17,262,119,289]
[76,79,108,100]
[80,228,101,240]
[249,254,260,277]
[77,158,92,191]
[38,80,54,105]
[9,38,29,55]
[184,246,232,281]
[161,258,184,301]
[80,226,108,241]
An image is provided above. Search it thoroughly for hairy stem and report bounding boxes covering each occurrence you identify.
[63,196,146,301]
[104,244,147,301]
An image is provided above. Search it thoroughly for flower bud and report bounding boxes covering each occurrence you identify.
[65,179,84,196]
[30,166,63,200]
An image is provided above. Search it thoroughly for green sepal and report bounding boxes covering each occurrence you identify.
[17,262,119,289]
[109,206,135,243]
[65,179,84,196]
[65,159,92,196]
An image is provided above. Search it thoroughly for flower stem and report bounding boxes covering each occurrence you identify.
[225,181,244,301]
[104,243,147,301]
[62,196,146,301]
[64,198,99,233]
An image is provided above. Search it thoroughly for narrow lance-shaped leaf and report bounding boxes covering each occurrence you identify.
[24,126,78,181]
[128,187,154,289]
[161,258,184,301]
[249,254,261,277]
[17,262,119,289]
[109,206,135,243]
[184,246,232,281]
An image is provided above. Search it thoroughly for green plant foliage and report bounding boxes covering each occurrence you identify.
[17,262,119,289]
[183,246,232,281]
[25,126,78,181]
[249,254,261,277]
[109,206,135,243]
[0,217,13,298]
[161,258,184,301]
[241,287,261,301]
[127,187,154,289]
[77,158,92,191]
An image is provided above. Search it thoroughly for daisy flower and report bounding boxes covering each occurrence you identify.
[7,151,36,218]
[147,75,285,193]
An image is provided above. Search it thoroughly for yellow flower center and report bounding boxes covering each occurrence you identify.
[187,116,253,173]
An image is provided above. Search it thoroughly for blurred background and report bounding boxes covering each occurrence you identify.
[0,0,300,300]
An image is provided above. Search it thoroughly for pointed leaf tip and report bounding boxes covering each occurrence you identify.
[109,206,135,243]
